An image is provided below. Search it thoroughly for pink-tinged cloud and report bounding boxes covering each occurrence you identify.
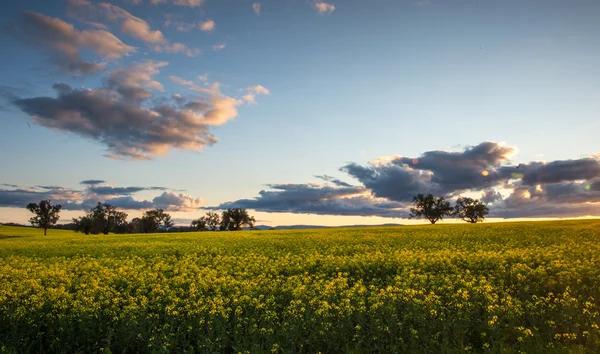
[253,3,261,15]
[200,19,215,32]
[169,75,195,87]
[314,1,335,14]
[106,61,168,101]
[68,1,198,55]
[212,44,226,51]
[11,11,135,74]
[243,85,271,104]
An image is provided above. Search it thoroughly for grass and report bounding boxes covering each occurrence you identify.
[1,220,600,353]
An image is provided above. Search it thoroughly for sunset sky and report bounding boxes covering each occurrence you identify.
[1,0,599,226]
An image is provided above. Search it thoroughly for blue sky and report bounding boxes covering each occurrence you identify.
[1,0,599,226]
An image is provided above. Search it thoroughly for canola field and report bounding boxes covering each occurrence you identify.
[1,220,600,353]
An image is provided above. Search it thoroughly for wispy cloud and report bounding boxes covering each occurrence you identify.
[252,3,261,15]
[242,85,270,104]
[9,11,135,74]
[212,44,226,51]
[67,0,199,56]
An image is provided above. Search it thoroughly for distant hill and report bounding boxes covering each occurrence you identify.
[250,223,403,230]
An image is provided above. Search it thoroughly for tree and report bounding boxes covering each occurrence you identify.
[220,208,256,231]
[205,212,221,231]
[88,202,128,235]
[408,194,453,224]
[26,200,62,236]
[140,209,173,233]
[128,217,142,233]
[191,217,207,231]
[73,215,94,235]
[454,197,489,223]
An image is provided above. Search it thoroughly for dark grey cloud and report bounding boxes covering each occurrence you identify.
[80,180,106,185]
[516,158,600,185]
[1,184,19,188]
[210,183,409,218]
[314,175,353,187]
[88,186,168,195]
[9,11,135,75]
[481,189,503,205]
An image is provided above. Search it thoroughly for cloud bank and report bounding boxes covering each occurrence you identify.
[0,182,201,212]
[213,142,600,219]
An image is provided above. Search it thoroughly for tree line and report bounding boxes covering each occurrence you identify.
[24,194,489,235]
[25,199,257,235]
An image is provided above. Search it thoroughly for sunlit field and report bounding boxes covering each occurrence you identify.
[1,220,600,353]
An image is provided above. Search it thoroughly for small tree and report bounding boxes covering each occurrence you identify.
[205,212,221,231]
[454,197,489,223]
[140,209,173,233]
[191,217,207,231]
[220,208,256,231]
[73,215,94,235]
[26,200,62,235]
[408,194,453,224]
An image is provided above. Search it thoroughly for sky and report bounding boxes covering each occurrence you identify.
[0,0,599,226]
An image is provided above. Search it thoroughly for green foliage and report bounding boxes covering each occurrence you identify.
[454,197,490,223]
[220,208,256,231]
[82,202,129,235]
[0,220,600,353]
[408,194,453,224]
[25,199,62,235]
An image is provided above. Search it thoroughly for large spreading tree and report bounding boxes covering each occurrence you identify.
[26,200,62,236]
[220,208,255,231]
[408,194,453,224]
[454,197,489,223]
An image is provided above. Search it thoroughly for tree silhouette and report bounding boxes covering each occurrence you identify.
[454,197,489,223]
[140,209,173,233]
[88,202,128,235]
[26,200,62,235]
[191,217,207,231]
[408,194,453,224]
[220,208,255,231]
[205,212,221,231]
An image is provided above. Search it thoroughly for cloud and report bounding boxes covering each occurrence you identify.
[106,60,168,101]
[212,44,226,51]
[242,85,270,104]
[212,143,600,219]
[210,183,408,218]
[88,185,168,195]
[11,75,243,159]
[314,2,335,14]
[314,175,353,187]
[0,183,201,211]
[67,0,198,56]
[9,11,135,74]
[199,19,215,32]
[169,75,195,87]
[149,0,203,6]
[253,3,261,15]
[80,180,106,185]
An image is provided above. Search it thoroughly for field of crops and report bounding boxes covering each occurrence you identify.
[1,220,600,353]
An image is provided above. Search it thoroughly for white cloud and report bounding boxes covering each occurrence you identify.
[212,44,226,51]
